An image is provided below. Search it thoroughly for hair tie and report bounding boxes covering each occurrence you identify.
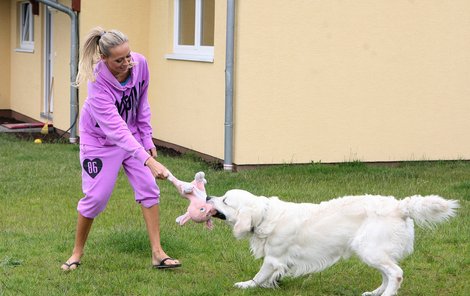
[97,31,106,45]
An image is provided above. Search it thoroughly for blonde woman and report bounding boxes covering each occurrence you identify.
[61,27,180,270]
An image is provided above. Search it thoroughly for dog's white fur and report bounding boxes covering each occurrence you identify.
[209,189,459,296]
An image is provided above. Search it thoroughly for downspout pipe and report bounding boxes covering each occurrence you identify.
[36,0,79,144]
[224,0,235,171]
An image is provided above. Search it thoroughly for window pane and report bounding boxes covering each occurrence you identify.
[21,4,27,41]
[24,5,31,41]
[20,3,32,43]
[201,0,214,46]
[178,0,195,46]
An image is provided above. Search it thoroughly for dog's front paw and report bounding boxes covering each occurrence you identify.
[362,292,377,296]
[234,280,257,289]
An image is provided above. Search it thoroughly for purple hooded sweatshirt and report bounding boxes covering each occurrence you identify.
[79,52,154,165]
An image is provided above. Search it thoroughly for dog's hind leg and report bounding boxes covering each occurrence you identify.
[378,262,403,296]
[362,271,388,296]
[363,259,403,296]
[354,243,403,295]
[353,218,411,295]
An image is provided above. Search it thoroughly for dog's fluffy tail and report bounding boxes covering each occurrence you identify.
[399,195,459,229]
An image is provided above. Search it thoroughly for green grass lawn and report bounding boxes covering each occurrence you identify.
[0,133,469,296]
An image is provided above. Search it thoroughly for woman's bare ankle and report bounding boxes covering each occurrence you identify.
[66,252,83,263]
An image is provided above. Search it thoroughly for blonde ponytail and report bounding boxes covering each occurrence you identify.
[74,27,130,87]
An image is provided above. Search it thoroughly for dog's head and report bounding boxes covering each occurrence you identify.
[208,189,268,239]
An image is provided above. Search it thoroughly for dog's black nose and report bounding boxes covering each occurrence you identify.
[212,210,226,220]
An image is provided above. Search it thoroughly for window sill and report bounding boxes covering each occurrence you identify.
[165,53,214,63]
[15,48,34,53]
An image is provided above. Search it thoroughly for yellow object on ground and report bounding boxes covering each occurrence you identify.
[34,139,42,144]
[41,77,54,135]
[40,124,49,135]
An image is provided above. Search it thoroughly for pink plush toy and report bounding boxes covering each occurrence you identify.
[166,171,214,229]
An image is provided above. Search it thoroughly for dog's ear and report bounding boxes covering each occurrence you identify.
[233,208,252,239]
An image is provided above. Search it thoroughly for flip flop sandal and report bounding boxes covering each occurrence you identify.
[153,257,181,269]
[62,261,81,271]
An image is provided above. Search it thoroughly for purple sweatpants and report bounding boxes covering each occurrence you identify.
[78,144,160,218]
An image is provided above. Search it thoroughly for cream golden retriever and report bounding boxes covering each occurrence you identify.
[208,189,458,296]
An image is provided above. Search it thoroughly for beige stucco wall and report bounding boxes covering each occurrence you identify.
[7,0,470,166]
[234,0,470,164]
[51,1,73,133]
[78,1,150,57]
[9,0,43,119]
[148,0,226,159]
[0,1,11,109]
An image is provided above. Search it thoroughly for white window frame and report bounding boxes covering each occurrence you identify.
[16,1,34,52]
[165,0,214,62]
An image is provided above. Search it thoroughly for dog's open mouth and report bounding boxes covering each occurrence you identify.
[206,196,226,220]
[211,210,226,220]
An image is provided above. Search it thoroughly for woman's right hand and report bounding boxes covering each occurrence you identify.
[145,157,169,179]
